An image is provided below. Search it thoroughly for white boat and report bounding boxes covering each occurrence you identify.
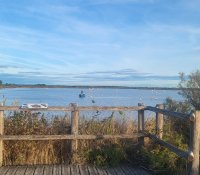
[21,103,48,109]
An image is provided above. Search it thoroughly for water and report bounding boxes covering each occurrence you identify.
[0,88,182,107]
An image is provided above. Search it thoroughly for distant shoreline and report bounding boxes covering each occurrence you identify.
[0,84,179,90]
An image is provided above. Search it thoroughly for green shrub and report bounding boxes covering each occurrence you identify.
[85,144,126,167]
[130,130,188,174]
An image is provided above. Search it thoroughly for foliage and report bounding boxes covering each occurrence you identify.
[3,111,136,165]
[4,111,71,165]
[139,144,187,175]
[85,144,126,167]
[128,129,188,174]
[127,97,190,174]
[164,97,191,143]
[179,70,200,109]
[164,97,191,113]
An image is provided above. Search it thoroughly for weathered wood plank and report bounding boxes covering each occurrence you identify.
[62,165,70,175]
[43,165,53,175]
[15,166,27,175]
[120,166,136,175]
[0,106,144,112]
[0,103,4,167]
[1,133,145,141]
[6,166,19,175]
[189,110,200,175]
[24,166,36,175]
[0,166,9,175]
[138,103,144,146]
[70,165,79,175]
[0,165,151,175]
[34,165,44,175]
[155,104,164,139]
[0,106,73,111]
[95,167,107,175]
[78,106,145,111]
[113,167,126,175]
[87,166,98,175]
[57,165,62,175]
[71,103,79,161]
[52,165,57,175]
[128,166,149,175]
[146,106,190,120]
[78,165,89,175]
[52,165,62,175]
[106,167,116,175]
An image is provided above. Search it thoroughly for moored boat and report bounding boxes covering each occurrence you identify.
[79,90,85,98]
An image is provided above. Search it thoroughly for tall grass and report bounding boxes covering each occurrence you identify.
[3,109,189,174]
[4,111,71,165]
[3,111,138,166]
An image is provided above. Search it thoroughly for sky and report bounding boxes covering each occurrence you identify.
[0,0,200,87]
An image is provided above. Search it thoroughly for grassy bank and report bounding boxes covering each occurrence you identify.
[2,109,188,174]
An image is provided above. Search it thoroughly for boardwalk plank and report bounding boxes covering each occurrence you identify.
[96,167,107,175]
[120,166,136,175]
[34,165,44,175]
[0,165,150,175]
[113,167,126,175]
[106,167,116,175]
[70,165,79,175]
[25,166,36,175]
[132,167,150,175]
[4,166,18,175]
[43,165,53,175]
[15,166,27,175]
[78,165,89,175]
[87,166,98,175]
[57,165,62,175]
[126,166,149,175]
[52,165,56,175]
[0,166,9,175]
[52,165,62,175]
[62,165,70,175]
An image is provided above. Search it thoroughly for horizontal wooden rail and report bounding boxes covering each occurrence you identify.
[78,106,145,111]
[0,133,145,141]
[146,106,190,120]
[0,106,73,111]
[0,106,145,111]
[148,133,193,161]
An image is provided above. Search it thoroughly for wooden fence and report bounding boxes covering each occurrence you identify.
[0,103,199,175]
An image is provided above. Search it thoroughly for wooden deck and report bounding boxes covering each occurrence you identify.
[0,165,150,175]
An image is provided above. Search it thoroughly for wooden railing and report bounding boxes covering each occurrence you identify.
[0,103,199,175]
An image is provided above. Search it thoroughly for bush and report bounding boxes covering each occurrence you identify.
[179,70,200,109]
[129,130,188,174]
[85,144,126,167]
[164,97,191,143]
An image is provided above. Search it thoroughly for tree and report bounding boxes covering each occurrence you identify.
[178,70,200,109]
[0,80,2,85]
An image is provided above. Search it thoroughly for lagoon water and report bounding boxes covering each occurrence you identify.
[0,88,182,107]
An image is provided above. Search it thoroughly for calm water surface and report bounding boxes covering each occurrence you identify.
[0,88,182,107]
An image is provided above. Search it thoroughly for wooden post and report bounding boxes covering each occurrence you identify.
[156,104,164,139]
[189,110,200,175]
[138,103,144,145]
[0,102,4,166]
[70,103,79,162]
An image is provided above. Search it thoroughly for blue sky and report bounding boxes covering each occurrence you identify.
[0,0,200,87]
